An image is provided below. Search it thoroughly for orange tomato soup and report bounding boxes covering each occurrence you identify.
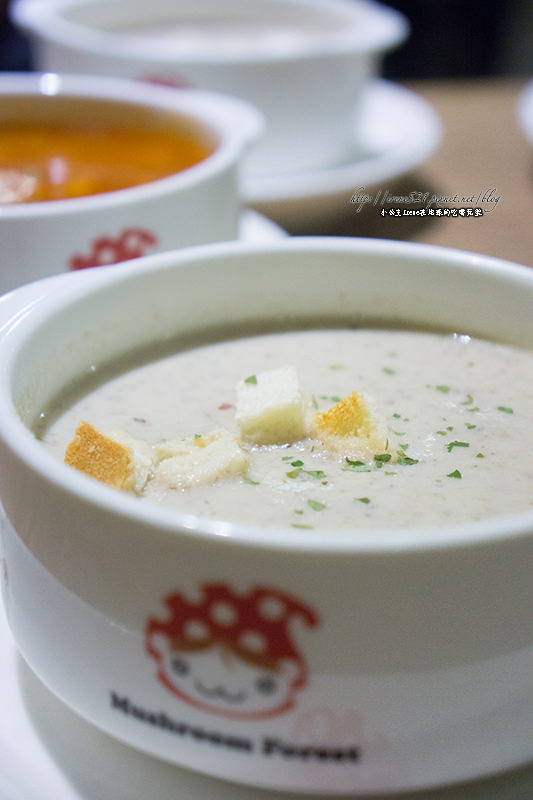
[0,108,215,203]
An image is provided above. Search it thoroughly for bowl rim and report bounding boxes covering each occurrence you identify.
[1,236,532,555]
[0,72,262,217]
[12,0,409,65]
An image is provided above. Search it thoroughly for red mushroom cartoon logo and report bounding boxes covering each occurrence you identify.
[145,584,320,721]
[69,227,158,271]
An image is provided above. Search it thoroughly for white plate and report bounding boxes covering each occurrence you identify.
[0,595,532,800]
[517,79,533,145]
[243,80,442,227]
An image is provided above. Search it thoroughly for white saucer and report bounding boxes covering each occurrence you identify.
[0,597,532,800]
[517,79,533,145]
[243,80,442,226]
[238,208,287,240]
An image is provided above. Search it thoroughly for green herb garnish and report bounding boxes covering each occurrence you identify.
[497,406,514,414]
[286,468,302,479]
[243,476,260,485]
[447,469,462,478]
[304,469,327,479]
[244,374,257,385]
[436,385,450,394]
[397,454,419,466]
[307,499,326,511]
[356,497,371,504]
[344,458,372,473]
[446,440,470,452]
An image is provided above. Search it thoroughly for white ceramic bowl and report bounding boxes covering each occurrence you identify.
[0,238,532,795]
[0,72,262,295]
[11,0,408,176]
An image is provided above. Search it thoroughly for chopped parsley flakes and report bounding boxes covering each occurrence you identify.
[397,454,419,466]
[286,468,302,479]
[446,440,470,452]
[447,469,462,479]
[307,499,326,511]
[344,459,371,473]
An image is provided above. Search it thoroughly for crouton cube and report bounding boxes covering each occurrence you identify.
[65,421,155,493]
[109,430,155,494]
[310,392,393,460]
[154,428,249,488]
[64,421,132,490]
[235,364,310,445]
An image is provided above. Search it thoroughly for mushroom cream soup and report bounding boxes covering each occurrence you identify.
[40,328,533,532]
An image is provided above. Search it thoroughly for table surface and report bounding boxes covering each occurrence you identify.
[406,78,533,268]
[274,77,533,269]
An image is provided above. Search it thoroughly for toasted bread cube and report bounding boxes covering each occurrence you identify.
[109,430,155,494]
[235,364,310,445]
[64,421,154,493]
[310,392,393,460]
[65,421,134,490]
[154,428,249,488]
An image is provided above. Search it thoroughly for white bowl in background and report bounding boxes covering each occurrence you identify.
[11,0,408,177]
[0,71,262,295]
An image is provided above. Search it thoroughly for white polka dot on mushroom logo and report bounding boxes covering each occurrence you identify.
[259,595,286,621]
[240,631,266,653]
[184,619,210,641]
[210,601,238,626]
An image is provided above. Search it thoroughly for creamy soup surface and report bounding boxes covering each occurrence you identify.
[40,329,533,533]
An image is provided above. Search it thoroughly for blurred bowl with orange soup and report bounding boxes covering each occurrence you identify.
[0,72,262,293]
